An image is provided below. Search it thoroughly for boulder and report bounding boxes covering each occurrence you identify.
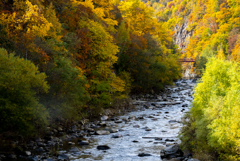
[160,144,183,159]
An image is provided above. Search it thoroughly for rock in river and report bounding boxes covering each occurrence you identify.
[96,130,110,135]
[101,116,109,121]
[160,144,183,159]
[138,153,151,157]
[69,147,80,152]
[111,134,122,138]
[78,141,89,145]
[133,125,140,128]
[58,154,70,161]
[115,120,123,123]
[97,145,110,150]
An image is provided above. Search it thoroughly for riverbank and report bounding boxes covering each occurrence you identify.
[1,79,198,161]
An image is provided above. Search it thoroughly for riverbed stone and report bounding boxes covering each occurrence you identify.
[69,147,80,152]
[138,153,151,157]
[101,115,109,121]
[165,139,175,142]
[36,147,44,152]
[145,128,152,131]
[115,120,122,123]
[111,134,122,138]
[105,128,118,133]
[138,116,144,119]
[187,159,200,161]
[132,140,139,143]
[24,151,31,156]
[99,122,107,126]
[97,145,110,150]
[78,141,89,145]
[148,115,155,118]
[128,116,136,120]
[58,154,70,161]
[68,142,75,145]
[160,144,184,159]
[133,125,140,128]
[96,130,110,135]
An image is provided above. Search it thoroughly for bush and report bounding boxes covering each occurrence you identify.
[0,48,49,136]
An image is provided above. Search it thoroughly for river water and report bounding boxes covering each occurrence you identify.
[57,79,195,161]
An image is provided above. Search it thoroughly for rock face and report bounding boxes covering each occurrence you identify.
[174,19,193,52]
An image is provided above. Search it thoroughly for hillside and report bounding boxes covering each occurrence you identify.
[0,0,181,143]
[146,0,240,74]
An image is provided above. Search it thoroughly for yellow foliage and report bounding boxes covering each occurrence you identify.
[232,43,240,62]
[217,48,226,60]
[111,76,125,92]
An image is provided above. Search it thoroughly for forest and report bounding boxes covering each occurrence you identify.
[0,0,181,141]
[1,0,240,160]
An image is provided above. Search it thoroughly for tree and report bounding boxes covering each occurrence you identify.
[0,48,49,136]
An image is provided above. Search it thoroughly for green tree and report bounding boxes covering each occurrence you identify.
[0,48,49,136]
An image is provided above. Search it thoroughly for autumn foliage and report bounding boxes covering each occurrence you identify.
[0,0,181,137]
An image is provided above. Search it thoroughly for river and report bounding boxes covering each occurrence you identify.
[57,79,195,161]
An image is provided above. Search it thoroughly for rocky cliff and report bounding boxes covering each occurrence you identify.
[174,19,193,52]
